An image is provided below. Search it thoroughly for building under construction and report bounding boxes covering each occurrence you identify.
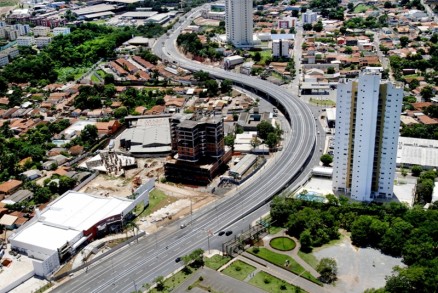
[165,115,232,185]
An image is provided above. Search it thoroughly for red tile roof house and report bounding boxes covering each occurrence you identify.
[95,120,121,136]
[115,58,139,74]
[109,61,128,77]
[0,180,23,200]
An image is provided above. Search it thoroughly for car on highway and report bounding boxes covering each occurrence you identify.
[218,231,225,236]
[225,231,233,236]
[175,257,181,263]
[180,223,187,229]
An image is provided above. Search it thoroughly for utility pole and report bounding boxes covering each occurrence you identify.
[190,197,193,225]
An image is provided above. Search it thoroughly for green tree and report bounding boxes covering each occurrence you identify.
[303,23,313,31]
[224,134,235,148]
[220,79,233,93]
[299,230,312,252]
[193,70,210,82]
[320,154,333,166]
[266,132,279,148]
[205,79,218,96]
[351,215,374,247]
[257,120,275,140]
[317,258,337,283]
[0,76,8,95]
[313,21,323,32]
[154,276,165,291]
[399,36,410,48]
[114,106,128,119]
[80,125,98,145]
[253,52,262,62]
[104,74,115,84]
[416,178,434,203]
[411,165,423,176]
[420,85,434,101]
[409,79,419,90]
[327,67,335,74]
[384,1,393,8]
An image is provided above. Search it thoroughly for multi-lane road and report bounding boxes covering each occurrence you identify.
[52,6,324,293]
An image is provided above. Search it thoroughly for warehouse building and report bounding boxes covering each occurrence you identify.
[119,116,172,156]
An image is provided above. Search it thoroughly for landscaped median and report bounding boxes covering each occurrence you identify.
[248,247,323,286]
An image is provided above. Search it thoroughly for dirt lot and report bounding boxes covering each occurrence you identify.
[194,17,220,26]
[78,158,165,197]
[76,157,217,232]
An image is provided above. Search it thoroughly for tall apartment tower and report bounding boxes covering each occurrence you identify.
[333,68,403,201]
[225,0,253,47]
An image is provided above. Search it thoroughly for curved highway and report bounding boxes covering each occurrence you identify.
[52,6,322,293]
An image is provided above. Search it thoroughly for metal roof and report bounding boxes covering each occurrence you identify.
[229,154,258,178]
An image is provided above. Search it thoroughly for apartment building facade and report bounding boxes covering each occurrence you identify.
[333,68,403,201]
[225,0,253,47]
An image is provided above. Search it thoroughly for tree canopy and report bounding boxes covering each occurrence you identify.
[270,197,438,292]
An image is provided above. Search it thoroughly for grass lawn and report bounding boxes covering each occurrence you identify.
[309,98,336,107]
[270,237,296,251]
[248,247,322,285]
[221,260,256,281]
[136,189,177,218]
[249,50,272,65]
[297,251,319,270]
[249,271,306,293]
[96,69,106,78]
[89,20,107,25]
[354,4,371,13]
[56,67,89,83]
[0,0,18,7]
[204,255,231,270]
[149,266,197,293]
[269,225,284,235]
[90,73,101,83]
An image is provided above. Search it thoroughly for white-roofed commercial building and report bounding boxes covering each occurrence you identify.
[396,137,438,169]
[9,179,154,277]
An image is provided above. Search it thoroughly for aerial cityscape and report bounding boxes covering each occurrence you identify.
[0,0,437,292]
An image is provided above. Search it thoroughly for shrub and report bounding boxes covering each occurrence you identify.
[253,247,260,254]
[199,276,204,281]
[235,266,241,271]
[264,278,271,284]
[280,284,287,290]
[188,285,193,290]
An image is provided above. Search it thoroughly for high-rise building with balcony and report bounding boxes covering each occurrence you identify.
[225,0,253,48]
[333,68,403,201]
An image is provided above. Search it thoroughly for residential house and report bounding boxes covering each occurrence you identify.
[115,58,138,74]
[1,189,33,205]
[95,120,121,136]
[0,179,23,199]
[109,61,128,76]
